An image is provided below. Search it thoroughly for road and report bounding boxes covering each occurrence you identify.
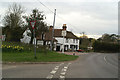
[2,53,118,79]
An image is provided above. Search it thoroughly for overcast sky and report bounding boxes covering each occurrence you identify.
[0,0,119,39]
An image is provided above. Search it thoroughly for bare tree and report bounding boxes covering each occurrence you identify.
[3,3,25,42]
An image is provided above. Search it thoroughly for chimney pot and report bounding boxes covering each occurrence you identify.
[62,24,67,30]
[49,26,53,30]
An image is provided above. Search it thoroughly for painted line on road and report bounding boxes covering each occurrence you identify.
[46,63,64,79]
[50,70,57,74]
[104,56,118,69]
[46,75,53,79]
[59,75,65,80]
[59,63,71,80]
[104,56,107,63]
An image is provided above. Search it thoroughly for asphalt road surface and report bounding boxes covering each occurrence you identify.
[2,53,118,79]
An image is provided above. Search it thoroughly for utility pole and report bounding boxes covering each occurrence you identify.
[62,36,65,53]
[51,9,56,51]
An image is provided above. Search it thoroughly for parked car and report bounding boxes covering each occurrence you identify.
[76,49,84,52]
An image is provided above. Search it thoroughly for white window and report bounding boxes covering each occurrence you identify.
[73,39,75,43]
[76,39,78,43]
[66,38,69,43]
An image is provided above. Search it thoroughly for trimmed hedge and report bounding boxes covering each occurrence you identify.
[93,41,120,53]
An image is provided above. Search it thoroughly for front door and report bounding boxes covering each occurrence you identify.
[56,46,60,51]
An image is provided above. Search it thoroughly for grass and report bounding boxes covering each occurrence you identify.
[2,51,78,62]
[2,41,78,62]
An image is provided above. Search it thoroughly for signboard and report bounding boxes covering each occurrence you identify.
[30,21,36,29]
[37,40,43,45]
[62,30,67,36]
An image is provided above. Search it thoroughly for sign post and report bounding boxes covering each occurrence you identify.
[62,30,66,53]
[30,21,37,59]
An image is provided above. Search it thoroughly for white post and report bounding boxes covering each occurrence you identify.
[62,36,65,53]
[34,29,37,59]
[62,29,66,53]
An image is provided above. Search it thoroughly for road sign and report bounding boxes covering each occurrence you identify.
[62,30,66,36]
[30,21,36,29]
[30,20,37,59]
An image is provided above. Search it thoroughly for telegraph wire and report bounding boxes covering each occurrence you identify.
[35,0,79,31]
[36,0,54,13]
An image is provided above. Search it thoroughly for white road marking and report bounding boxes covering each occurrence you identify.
[46,63,64,79]
[104,56,118,69]
[62,69,67,72]
[64,67,68,69]
[50,70,56,74]
[54,67,59,70]
[104,56,107,63]
[59,63,71,79]
[59,75,65,79]
[60,72,66,75]
[46,75,53,79]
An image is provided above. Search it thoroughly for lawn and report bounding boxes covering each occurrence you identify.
[2,41,78,62]
[2,51,78,62]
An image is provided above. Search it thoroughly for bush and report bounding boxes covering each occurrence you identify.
[93,41,120,53]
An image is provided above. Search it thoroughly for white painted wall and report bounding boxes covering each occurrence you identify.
[21,30,79,50]
[21,29,37,45]
[55,37,64,44]
[20,30,31,44]
[55,37,79,50]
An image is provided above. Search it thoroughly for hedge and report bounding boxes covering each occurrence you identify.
[93,41,120,53]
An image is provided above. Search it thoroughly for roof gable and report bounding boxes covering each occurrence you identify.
[36,29,79,41]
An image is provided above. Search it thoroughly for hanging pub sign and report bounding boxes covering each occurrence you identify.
[62,30,67,36]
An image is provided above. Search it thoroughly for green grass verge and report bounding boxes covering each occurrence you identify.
[2,51,78,62]
[2,41,78,62]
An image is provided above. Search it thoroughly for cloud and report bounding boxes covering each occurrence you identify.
[0,1,118,38]
[0,0,119,2]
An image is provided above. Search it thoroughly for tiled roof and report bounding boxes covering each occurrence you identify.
[53,29,78,39]
[36,29,79,41]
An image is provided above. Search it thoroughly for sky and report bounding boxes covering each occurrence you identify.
[0,0,119,39]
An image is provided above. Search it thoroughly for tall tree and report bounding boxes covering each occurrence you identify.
[24,9,48,44]
[3,3,25,42]
[98,33,119,43]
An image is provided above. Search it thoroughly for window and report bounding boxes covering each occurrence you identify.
[76,39,78,43]
[66,38,69,43]
[73,39,75,43]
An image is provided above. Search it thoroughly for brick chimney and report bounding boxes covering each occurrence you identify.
[62,24,67,30]
[49,26,53,30]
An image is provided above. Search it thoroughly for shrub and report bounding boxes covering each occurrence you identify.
[93,41,120,53]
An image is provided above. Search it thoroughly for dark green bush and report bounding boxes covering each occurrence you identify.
[93,41,120,53]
